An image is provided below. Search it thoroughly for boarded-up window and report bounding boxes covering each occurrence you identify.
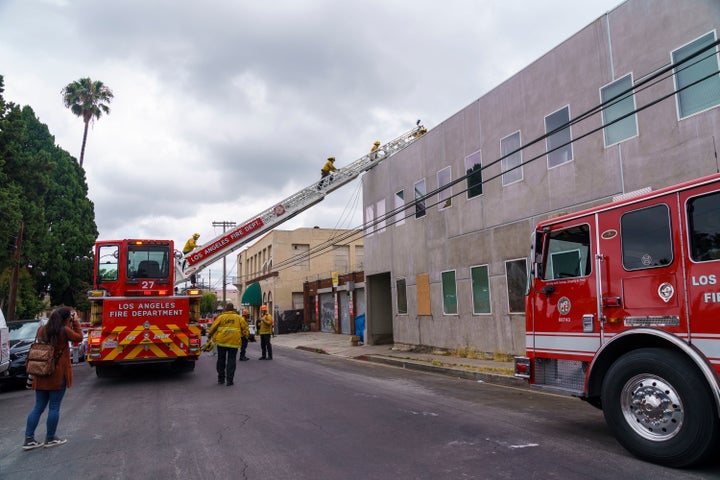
[416,273,431,315]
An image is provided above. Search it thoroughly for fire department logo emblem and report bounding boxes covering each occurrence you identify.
[274,204,286,216]
[658,282,674,303]
[558,297,571,315]
[601,229,617,240]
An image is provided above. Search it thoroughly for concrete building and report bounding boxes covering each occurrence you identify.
[235,227,364,326]
[362,0,720,354]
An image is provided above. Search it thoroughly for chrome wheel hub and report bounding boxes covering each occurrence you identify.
[620,374,683,441]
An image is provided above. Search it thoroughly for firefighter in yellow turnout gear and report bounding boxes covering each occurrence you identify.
[207,303,248,386]
[182,233,201,285]
[258,305,274,360]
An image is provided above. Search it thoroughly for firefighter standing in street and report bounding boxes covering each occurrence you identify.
[258,305,274,360]
[207,303,247,386]
[239,309,251,361]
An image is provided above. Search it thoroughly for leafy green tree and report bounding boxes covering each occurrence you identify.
[200,292,218,317]
[0,268,44,318]
[61,77,113,168]
[0,74,98,318]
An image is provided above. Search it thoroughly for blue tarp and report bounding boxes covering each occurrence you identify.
[354,313,365,342]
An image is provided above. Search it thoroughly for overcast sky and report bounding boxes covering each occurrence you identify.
[0,0,622,288]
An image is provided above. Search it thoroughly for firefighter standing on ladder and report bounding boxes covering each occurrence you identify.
[319,156,337,189]
[182,233,200,285]
[370,141,381,160]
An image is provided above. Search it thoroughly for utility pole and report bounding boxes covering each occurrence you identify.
[7,220,24,322]
[212,220,236,305]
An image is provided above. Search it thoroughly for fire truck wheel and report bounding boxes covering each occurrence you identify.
[601,348,719,467]
[95,365,122,378]
[171,359,196,373]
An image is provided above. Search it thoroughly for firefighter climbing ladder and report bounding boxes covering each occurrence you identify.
[175,124,426,285]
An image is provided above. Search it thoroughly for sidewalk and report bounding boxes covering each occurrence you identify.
[270,332,528,389]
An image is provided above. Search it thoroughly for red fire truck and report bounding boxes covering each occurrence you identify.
[87,240,203,377]
[86,125,426,378]
[515,172,720,467]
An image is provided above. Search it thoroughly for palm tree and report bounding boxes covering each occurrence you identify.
[61,78,114,168]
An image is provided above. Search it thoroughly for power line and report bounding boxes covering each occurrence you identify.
[245,39,720,277]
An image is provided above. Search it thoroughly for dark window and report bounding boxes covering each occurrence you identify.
[441,270,457,314]
[621,205,673,270]
[128,245,170,278]
[688,190,720,262]
[414,179,426,218]
[505,259,527,313]
[396,278,407,314]
[545,106,573,168]
[465,150,483,199]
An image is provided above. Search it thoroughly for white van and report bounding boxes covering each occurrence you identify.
[0,310,9,376]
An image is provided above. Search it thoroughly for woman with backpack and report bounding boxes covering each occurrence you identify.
[22,306,82,450]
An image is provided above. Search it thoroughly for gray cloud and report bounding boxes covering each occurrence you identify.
[0,0,622,286]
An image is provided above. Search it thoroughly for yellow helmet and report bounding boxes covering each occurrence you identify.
[193,233,200,238]
[374,141,380,146]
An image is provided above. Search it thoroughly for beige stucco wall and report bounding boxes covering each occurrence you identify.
[235,227,364,316]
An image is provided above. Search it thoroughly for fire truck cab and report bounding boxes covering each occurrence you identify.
[517,173,720,467]
[87,240,202,377]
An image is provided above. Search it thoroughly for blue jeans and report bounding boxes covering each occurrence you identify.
[25,378,67,441]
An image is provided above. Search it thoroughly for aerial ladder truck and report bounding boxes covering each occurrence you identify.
[86,124,426,377]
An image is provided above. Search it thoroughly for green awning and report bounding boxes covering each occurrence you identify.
[241,282,262,306]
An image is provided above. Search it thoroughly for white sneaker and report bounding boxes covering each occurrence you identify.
[44,437,67,448]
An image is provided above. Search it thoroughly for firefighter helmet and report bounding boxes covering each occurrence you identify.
[261,305,268,311]
[193,233,200,238]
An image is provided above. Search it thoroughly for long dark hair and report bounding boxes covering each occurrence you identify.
[43,306,73,342]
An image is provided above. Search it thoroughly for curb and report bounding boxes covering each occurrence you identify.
[293,345,529,389]
[358,355,529,389]
[296,346,330,355]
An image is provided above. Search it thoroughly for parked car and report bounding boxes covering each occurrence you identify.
[0,310,9,378]
[198,315,213,336]
[70,329,88,363]
[1,320,43,386]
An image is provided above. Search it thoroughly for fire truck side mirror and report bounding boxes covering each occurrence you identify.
[541,285,555,296]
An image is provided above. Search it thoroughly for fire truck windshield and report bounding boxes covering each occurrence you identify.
[128,245,170,279]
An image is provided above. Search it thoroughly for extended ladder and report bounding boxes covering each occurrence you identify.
[175,124,426,285]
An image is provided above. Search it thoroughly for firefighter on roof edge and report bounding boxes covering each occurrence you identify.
[370,141,381,160]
